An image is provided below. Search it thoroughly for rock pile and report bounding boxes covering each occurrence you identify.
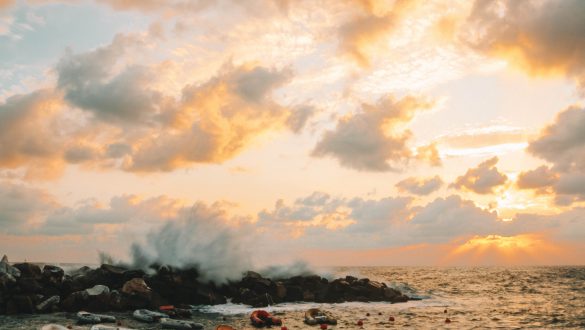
[0,255,409,314]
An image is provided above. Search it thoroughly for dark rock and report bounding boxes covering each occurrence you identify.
[0,255,21,278]
[36,295,60,312]
[121,278,151,298]
[16,277,43,293]
[345,275,358,283]
[0,273,17,291]
[285,285,303,301]
[13,263,41,279]
[61,290,89,312]
[302,290,315,301]
[119,278,153,309]
[42,265,64,285]
[11,294,36,313]
[122,269,146,282]
[275,282,287,300]
[71,266,92,276]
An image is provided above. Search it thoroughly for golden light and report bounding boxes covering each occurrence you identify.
[442,234,564,265]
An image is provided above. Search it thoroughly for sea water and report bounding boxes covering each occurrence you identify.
[199,266,585,329]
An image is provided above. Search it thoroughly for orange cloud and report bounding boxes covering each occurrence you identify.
[450,157,508,194]
[463,0,585,90]
[312,95,434,171]
[396,175,443,196]
[338,0,421,67]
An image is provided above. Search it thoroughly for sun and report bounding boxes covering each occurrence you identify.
[442,234,562,265]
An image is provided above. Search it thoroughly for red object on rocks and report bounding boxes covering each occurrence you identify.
[159,305,175,311]
[320,324,328,329]
[281,327,288,330]
[250,310,282,327]
[366,312,370,316]
[445,318,452,323]
[389,316,395,321]
[357,320,363,326]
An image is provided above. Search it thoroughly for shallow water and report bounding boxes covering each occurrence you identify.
[201,266,585,329]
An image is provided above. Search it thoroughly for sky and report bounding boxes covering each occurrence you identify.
[1,0,585,268]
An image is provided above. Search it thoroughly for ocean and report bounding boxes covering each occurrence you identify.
[200,266,585,329]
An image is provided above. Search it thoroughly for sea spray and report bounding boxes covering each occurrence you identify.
[98,202,326,283]
[126,203,252,283]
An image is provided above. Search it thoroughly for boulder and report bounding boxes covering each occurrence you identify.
[17,277,43,293]
[61,290,90,312]
[121,278,151,298]
[42,265,64,285]
[0,273,17,290]
[275,282,287,300]
[36,295,60,312]
[10,294,37,313]
[86,284,110,297]
[13,263,42,279]
[0,255,21,278]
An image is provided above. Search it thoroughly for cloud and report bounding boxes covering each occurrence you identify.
[517,166,558,191]
[337,0,420,66]
[0,0,13,10]
[258,192,412,239]
[528,106,585,172]
[286,105,316,133]
[128,64,294,171]
[406,195,500,244]
[0,31,310,176]
[312,95,434,171]
[464,0,585,91]
[36,195,185,236]
[438,125,531,149]
[396,175,443,195]
[0,90,67,180]
[521,106,585,205]
[55,34,174,125]
[0,181,56,234]
[415,143,442,166]
[450,156,508,194]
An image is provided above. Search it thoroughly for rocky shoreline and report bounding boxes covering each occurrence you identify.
[0,255,409,316]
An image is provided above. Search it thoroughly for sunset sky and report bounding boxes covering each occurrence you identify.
[1,0,584,267]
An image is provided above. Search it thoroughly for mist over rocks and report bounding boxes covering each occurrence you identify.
[0,255,409,315]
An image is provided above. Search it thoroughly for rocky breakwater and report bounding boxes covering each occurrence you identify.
[0,255,409,315]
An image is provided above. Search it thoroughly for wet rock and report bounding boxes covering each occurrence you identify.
[0,255,21,278]
[302,290,315,301]
[13,263,42,279]
[122,278,151,298]
[122,269,146,282]
[71,266,92,277]
[11,294,37,313]
[86,284,110,297]
[345,275,358,283]
[108,289,126,310]
[284,285,303,301]
[17,277,43,293]
[275,282,287,300]
[0,273,17,291]
[36,295,60,312]
[383,287,400,299]
[120,278,153,309]
[42,265,64,285]
[61,290,90,312]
